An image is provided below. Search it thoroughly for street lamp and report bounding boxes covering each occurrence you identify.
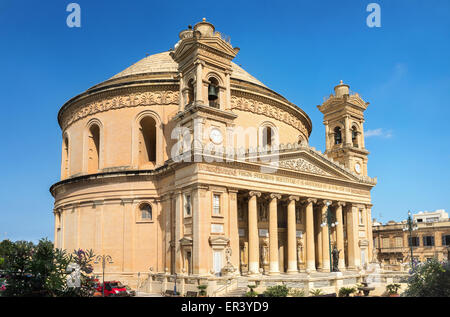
[321,201,338,272]
[402,210,418,269]
[173,272,177,296]
[94,254,113,297]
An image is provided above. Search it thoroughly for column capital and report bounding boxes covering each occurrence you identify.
[249,191,261,198]
[365,203,373,209]
[333,201,346,208]
[288,195,300,202]
[317,199,332,207]
[270,193,282,200]
[227,188,239,194]
[301,198,317,204]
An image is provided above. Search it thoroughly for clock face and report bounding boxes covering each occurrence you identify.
[354,163,361,174]
[209,128,223,144]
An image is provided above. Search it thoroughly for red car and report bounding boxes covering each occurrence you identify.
[95,281,128,297]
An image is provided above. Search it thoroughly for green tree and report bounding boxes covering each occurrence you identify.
[0,239,14,271]
[403,258,450,297]
[2,239,96,297]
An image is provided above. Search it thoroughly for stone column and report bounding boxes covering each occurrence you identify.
[321,201,332,272]
[344,115,351,146]
[365,204,374,263]
[324,121,330,151]
[195,61,204,105]
[346,204,360,269]
[304,198,317,272]
[225,70,231,110]
[174,191,183,273]
[287,196,299,274]
[269,193,281,275]
[334,202,346,270]
[248,191,261,274]
[178,74,184,111]
[228,189,240,271]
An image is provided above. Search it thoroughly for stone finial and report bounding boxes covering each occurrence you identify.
[334,80,350,97]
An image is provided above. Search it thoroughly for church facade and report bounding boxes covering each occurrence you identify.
[50,19,377,279]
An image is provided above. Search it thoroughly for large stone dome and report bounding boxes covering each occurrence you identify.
[102,51,267,88]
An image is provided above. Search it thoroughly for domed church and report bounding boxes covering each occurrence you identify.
[50,19,377,283]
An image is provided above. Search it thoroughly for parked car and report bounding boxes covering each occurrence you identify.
[95,281,127,297]
[123,285,136,297]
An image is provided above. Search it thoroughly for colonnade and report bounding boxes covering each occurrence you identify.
[244,191,364,274]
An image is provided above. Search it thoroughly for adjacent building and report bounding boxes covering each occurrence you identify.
[50,19,377,282]
[373,210,450,271]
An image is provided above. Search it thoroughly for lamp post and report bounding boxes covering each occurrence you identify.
[402,210,418,269]
[173,272,177,296]
[94,254,113,297]
[321,201,338,272]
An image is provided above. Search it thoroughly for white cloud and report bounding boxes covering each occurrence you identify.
[365,128,392,138]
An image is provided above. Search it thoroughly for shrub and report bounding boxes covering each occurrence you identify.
[309,288,324,296]
[197,284,207,296]
[338,287,356,297]
[263,285,289,297]
[288,288,306,297]
[385,283,401,295]
[245,284,258,297]
[403,258,450,297]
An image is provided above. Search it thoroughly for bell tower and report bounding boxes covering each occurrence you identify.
[317,81,370,176]
[171,18,240,148]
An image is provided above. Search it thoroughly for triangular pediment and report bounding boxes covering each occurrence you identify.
[273,146,375,185]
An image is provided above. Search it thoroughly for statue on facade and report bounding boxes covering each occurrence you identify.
[332,246,340,272]
[296,238,303,263]
[261,237,269,266]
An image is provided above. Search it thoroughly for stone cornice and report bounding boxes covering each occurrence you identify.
[58,83,179,130]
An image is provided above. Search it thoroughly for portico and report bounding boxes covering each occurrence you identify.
[236,189,365,275]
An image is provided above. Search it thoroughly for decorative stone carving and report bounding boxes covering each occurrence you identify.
[61,90,179,129]
[230,96,309,136]
[278,158,330,176]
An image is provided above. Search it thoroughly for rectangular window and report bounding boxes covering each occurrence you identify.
[408,237,420,247]
[382,237,390,248]
[423,236,434,247]
[442,235,450,246]
[184,194,191,216]
[213,194,220,215]
[395,237,403,248]
[359,209,364,225]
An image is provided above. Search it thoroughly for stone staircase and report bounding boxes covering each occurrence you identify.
[221,276,249,297]
[224,286,248,297]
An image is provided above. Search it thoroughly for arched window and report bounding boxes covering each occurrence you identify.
[139,116,157,165]
[87,124,100,173]
[261,126,274,147]
[140,203,152,221]
[208,77,219,108]
[334,127,342,145]
[187,79,194,105]
[352,126,359,148]
[62,136,69,178]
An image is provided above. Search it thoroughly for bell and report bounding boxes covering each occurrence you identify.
[208,85,218,100]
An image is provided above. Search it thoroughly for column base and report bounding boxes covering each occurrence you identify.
[286,270,298,275]
[268,271,280,276]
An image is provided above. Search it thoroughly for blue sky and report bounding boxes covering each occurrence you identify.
[0,0,449,242]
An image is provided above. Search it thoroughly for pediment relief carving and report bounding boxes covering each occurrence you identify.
[278,157,330,176]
